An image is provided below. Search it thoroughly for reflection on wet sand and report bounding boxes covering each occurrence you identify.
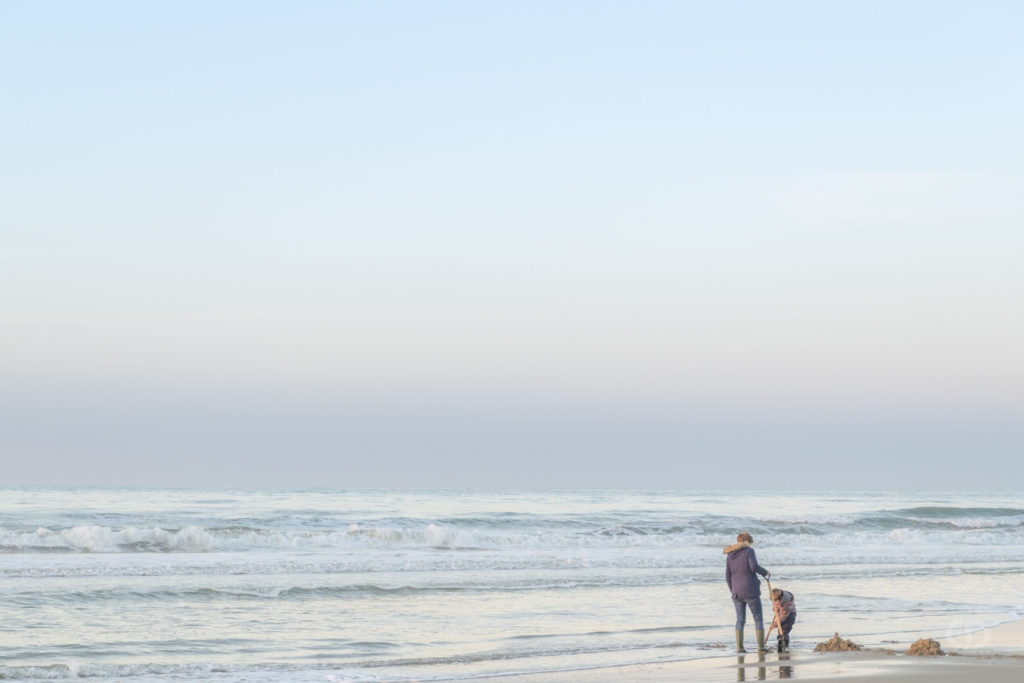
[737,653,792,680]
[778,652,793,679]
[735,653,765,681]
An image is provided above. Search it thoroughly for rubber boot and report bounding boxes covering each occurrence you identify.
[736,628,746,653]
[755,628,767,653]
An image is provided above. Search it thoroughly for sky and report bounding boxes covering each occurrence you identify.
[2,1,1023,489]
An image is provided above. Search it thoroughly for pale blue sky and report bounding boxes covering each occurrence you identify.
[3,2,1022,487]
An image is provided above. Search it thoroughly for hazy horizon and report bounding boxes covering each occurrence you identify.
[3,2,1022,489]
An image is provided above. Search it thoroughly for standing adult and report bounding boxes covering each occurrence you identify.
[724,532,770,653]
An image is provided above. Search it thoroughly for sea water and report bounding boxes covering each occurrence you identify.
[2,488,1023,681]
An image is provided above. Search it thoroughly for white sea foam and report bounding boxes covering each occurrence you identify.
[908,515,1024,529]
[17,525,216,552]
[4,520,1024,559]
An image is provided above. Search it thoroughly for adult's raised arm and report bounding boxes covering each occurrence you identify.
[747,548,769,579]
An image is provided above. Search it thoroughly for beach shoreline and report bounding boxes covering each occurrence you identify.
[481,619,1024,682]
[7,489,1022,682]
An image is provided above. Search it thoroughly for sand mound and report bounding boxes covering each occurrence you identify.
[814,632,862,652]
[905,638,943,656]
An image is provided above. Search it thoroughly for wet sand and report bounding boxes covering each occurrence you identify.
[486,619,1024,682]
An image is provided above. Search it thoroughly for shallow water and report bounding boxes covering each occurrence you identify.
[1,488,1022,681]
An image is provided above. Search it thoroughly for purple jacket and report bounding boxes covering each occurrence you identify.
[725,546,768,600]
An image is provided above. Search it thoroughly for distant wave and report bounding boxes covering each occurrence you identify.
[1,525,214,553]
[12,565,1024,602]
[897,506,1024,517]
[753,506,1024,531]
[5,576,709,606]
[4,509,1024,556]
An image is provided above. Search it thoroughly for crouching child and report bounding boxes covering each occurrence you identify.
[771,588,796,652]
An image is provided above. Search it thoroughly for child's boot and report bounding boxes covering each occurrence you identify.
[736,628,746,653]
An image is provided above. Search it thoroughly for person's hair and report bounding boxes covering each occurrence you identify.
[737,532,753,544]
[772,589,782,601]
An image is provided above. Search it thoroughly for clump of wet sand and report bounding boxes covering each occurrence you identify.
[905,638,944,656]
[814,632,862,652]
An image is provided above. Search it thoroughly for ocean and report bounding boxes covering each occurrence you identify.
[2,488,1023,681]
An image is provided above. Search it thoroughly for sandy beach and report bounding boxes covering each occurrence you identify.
[485,619,1024,682]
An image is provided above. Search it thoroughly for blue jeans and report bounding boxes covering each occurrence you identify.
[733,597,764,630]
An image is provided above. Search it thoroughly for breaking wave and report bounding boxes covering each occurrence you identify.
[4,505,1024,556]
